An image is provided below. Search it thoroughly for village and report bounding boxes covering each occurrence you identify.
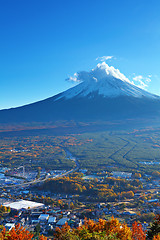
[0,168,159,238]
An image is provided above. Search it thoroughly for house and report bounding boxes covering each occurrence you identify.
[38,214,49,221]
[32,220,40,224]
[5,223,15,231]
[148,199,159,203]
[57,217,69,226]
[48,216,56,224]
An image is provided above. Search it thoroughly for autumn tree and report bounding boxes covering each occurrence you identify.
[0,224,47,240]
[134,173,142,178]
[132,221,146,240]
[54,217,132,240]
[153,234,160,240]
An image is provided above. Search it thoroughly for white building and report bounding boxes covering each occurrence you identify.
[3,200,44,211]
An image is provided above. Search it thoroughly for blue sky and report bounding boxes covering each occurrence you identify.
[1,0,160,109]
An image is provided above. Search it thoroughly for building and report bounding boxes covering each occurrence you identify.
[5,223,15,231]
[38,214,49,221]
[57,217,69,226]
[3,199,44,211]
[48,216,56,224]
[112,171,132,179]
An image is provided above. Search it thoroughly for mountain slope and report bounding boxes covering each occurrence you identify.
[0,63,160,124]
[56,63,158,100]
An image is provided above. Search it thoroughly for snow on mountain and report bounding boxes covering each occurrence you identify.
[0,62,160,125]
[55,62,159,100]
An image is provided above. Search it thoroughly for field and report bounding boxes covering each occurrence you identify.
[0,127,160,174]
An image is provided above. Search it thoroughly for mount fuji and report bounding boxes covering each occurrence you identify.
[0,62,160,125]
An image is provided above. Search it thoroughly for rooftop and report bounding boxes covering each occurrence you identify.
[3,200,44,211]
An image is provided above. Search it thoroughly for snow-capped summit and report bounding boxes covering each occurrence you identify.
[0,62,160,124]
[56,62,159,100]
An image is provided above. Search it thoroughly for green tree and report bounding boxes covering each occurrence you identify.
[34,223,41,237]
[147,215,160,240]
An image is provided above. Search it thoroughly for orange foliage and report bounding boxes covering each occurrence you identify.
[0,224,47,240]
[153,235,160,240]
[54,217,132,240]
[0,224,33,240]
[132,221,146,240]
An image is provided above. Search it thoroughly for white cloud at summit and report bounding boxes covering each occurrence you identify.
[66,62,153,92]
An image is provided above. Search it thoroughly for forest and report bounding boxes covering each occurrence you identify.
[40,172,142,202]
[0,127,160,175]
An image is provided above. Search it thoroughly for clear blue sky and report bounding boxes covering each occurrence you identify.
[1,0,160,109]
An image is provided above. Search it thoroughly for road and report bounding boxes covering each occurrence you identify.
[0,149,79,189]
